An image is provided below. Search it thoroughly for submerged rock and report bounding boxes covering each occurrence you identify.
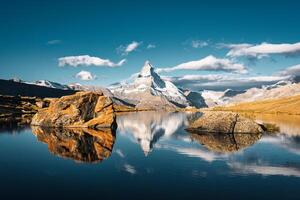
[32,126,115,163]
[187,111,263,134]
[31,91,116,129]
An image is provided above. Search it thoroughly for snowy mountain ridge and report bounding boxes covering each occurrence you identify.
[109,61,192,109]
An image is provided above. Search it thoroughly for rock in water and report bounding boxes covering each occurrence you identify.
[31,91,116,129]
[187,111,263,134]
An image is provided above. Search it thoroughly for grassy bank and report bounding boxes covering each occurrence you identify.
[211,94,300,115]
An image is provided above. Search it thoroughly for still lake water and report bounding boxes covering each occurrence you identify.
[1,111,300,199]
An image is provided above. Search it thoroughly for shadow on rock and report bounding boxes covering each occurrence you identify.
[31,126,116,163]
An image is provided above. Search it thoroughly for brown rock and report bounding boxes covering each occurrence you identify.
[31,91,116,129]
[32,126,115,163]
[35,98,52,109]
[187,111,263,134]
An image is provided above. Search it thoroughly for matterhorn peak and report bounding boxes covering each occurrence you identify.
[139,60,154,77]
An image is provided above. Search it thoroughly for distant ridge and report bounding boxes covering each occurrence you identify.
[0,79,76,98]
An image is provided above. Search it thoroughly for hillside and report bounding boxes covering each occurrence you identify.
[0,79,75,98]
[212,94,300,115]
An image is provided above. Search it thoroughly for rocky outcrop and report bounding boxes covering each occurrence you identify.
[32,126,115,163]
[187,111,263,134]
[189,132,262,153]
[0,95,45,126]
[31,91,116,129]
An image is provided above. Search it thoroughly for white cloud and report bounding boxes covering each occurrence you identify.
[279,64,300,76]
[117,41,142,55]
[165,74,290,90]
[126,41,140,52]
[58,55,126,67]
[191,40,208,48]
[75,70,96,81]
[157,55,248,74]
[146,44,156,49]
[47,40,62,45]
[222,42,300,58]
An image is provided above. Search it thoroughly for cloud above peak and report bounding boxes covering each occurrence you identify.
[157,55,248,74]
[118,41,142,55]
[58,55,126,67]
[47,39,62,45]
[75,70,96,81]
[146,44,156,49]
[191,40,208,48]
[222,42,300,58]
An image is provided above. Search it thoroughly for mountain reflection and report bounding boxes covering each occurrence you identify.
[31,126,116,163]
[117,111,189,155]
[116,111,264,155]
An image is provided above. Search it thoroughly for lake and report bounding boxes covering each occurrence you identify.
[1,111,300,200]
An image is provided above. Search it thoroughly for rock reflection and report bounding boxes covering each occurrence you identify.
[117,111,189,155]
[32,126,116,163]
[189,132,262,153]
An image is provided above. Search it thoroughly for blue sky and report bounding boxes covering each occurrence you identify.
[1,0,300,90]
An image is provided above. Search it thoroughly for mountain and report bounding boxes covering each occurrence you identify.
[8,78,72,91]
[28,80,72,90]
[201,80,300,107]
[0,79,75,98]
[109,61,194,110]
[183,90,207,108]
[200,89,244,107]
[227,82,300,105]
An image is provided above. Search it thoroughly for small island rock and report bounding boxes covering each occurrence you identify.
[187,111,263,134]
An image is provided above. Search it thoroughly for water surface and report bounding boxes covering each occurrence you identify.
[1,111,300,200]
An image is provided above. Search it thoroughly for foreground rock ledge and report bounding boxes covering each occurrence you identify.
[31,91,116,129]
[187,111,263,134]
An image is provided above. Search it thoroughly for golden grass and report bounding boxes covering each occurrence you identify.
[212,94,300,115]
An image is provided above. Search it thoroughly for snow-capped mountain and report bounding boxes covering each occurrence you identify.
[262,80,293,90]
[109,61,193,109]
[183,90,207,108]
[201,80,300,107]
[201,89,245,107]
[228,82,300,104]
[27,80,72,90]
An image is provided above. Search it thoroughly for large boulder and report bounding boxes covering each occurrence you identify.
[31,91,116,129]
[32,126,115,163]
[187,111,263,134]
